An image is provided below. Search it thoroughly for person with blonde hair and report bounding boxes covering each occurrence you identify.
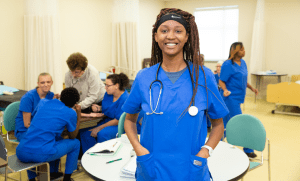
[15,72,58,142]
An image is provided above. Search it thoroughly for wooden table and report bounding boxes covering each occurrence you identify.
[80,117,103,129]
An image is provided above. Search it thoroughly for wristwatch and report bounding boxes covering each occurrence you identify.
[201,145,213,157]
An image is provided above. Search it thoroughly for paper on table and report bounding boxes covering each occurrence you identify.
[87,139,122,155]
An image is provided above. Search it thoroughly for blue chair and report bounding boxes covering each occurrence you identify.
[226,114,270,181]
[3,101,20,144]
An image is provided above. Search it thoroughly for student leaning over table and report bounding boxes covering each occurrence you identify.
[122,8,229,181]
[14,72,59,142]
[80,73,132,153]
[16,87,81,181]
[65,52,105,113]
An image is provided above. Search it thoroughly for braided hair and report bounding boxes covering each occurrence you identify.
[151,8,207,118]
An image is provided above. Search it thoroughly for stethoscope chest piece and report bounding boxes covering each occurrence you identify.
[188,106,198,116]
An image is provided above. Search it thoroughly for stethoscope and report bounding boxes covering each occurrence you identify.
[146,60,199,116]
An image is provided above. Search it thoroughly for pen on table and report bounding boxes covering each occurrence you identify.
[88,153,100,156]
[106,158,122,164]
[112,141,118,147]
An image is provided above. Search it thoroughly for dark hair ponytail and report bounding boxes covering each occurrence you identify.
[107,73,129,91]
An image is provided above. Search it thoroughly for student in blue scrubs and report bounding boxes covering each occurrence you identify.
[16,87,81,181]
[122,8,229,181]
[15,73,59,141]
[219,42,259,158]
[80,73,130,153]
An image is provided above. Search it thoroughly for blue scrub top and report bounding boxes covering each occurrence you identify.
[16,99,77,155]
[122,63,228,181]
[102,91,129,122]
[15,88,54,137]
[219,59,248,103]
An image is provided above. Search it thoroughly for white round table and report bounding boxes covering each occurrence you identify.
[82,138,249,181]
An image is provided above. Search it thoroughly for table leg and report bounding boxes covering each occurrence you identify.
[278,76,281,83]
[5,165,7,181]
[37,164,50,181]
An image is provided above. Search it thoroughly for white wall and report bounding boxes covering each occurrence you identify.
[59,0,114,78]
[139,0,165,64]
[1,0,299,94]
[164,0,256,74]
[0,0,24,89]
[265,2,300,76]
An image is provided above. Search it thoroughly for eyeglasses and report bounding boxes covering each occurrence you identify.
[105,83,114,88]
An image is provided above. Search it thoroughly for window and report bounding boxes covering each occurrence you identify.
[194,6,239,62]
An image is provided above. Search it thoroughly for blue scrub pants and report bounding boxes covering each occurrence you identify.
[223,97,254,153]
[80,120,118,154]
[17,139,80,179]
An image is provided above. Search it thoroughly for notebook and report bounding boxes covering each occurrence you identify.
[120,155,137,179]
[87,139,122,156]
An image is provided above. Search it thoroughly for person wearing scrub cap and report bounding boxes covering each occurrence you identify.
[122,8,229,181]
[219,42,258,158]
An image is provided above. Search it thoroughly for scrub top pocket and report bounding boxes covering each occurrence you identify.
[189,155,210,181]
[136,153,156,181]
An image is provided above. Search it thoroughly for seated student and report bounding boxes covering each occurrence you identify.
[80,73,130,153]
[15,72,59,141]
[65,52,105,113]
[16,87,81,181]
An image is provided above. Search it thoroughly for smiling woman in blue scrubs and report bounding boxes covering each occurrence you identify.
[219,42,259,158]
[122,8,229,181]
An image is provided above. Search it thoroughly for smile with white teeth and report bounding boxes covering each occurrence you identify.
[166,43,177,46]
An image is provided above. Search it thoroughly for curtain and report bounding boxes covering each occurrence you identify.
[24,0,62,93]
[111,0,140,79]
[249,0,266,81]
[112,22,139,79]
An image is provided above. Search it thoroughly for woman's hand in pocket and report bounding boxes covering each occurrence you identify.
[196,148,209,159]
[135,145,150,156]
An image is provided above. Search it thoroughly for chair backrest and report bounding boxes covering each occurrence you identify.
[0,135,7,160]
[117,112,126,138]
[226,114,266,151]
[3,101,20,132]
